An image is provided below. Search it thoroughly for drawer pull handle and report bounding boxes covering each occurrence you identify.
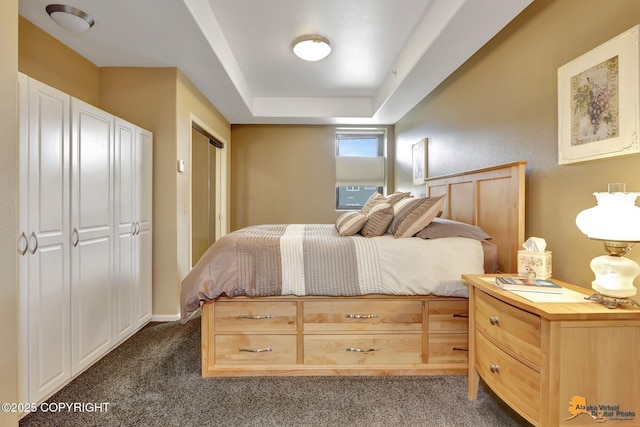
[347,347,380,353]
[489,316,500,326]
[346,314,380,319]
[239,347,273,353]
[489,364,500,373]
[452,346,468,352]
[452,313,469,318]
[238,314,273,320]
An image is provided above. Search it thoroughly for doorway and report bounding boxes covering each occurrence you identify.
[191,122,224,267]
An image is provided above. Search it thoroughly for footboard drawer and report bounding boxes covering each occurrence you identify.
[427,333,469,364]
[428,300,469,332]
[303,334,422,365]
[303,300,422,332]
[214,301,297,332]
[214,335,297,365]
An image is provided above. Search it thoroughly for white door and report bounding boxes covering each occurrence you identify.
[18,75,71,403]
[70,98,115,375]
[114,118,136,343]
[136,127,153,327]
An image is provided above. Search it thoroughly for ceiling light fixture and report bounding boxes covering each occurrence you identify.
[292,35,331,62]
[46,4,95,33]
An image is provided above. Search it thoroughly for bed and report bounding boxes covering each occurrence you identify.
[181,161,526,377]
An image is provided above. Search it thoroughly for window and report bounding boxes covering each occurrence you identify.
[335,129,385,210]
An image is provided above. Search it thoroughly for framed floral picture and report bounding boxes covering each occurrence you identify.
[558,25,640,164]
[412,138,427,185]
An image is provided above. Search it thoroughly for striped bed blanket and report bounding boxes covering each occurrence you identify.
[237,224,383,297]
[180,224,487,322]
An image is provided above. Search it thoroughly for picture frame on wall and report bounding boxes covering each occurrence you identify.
[558,25,640,165]
[412,138,427,185]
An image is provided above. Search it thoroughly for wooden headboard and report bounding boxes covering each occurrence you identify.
[425,161,526,273]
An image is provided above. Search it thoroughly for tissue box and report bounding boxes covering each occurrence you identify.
[517,250,552,279]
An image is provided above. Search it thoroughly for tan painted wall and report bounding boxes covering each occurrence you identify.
[395,0,640,292]
[19,17,99,105]
[176,70,231,297]
[99,67,180,317]
[231,125,336,229]
[0,2,19,427]
[230,124,395,230]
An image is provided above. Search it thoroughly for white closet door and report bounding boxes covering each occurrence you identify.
[136,127,153,326]
[70,98,115,375]
[114,118,136,343]
[19,75,72,403]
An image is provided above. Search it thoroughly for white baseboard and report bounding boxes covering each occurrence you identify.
[151,313,181,322]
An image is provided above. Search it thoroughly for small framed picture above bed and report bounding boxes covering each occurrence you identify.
[412,138,428,185]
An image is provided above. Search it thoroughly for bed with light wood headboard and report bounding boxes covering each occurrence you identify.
[196,161,526,377]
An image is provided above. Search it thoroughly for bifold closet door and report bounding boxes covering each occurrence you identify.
[70,98,115,376]
[114,118,136,343]
[18,74,72,403]
[135,127,153,327]
[115,120,153,338]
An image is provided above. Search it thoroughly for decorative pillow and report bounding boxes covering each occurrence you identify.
[335,211,367,236]
[385,191,412,206]
[360,192,385,215]
[360,203,394,237]
[361,191,411,215]
[414,218,492,241]
[390,194,446,238]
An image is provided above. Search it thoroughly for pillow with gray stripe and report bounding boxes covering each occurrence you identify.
[335,211,367,236]
[361,191,411,215]
[360,203,394,237]
[389,194,446,238]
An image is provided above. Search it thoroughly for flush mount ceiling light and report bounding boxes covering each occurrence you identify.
[292,35,331,62]
[46,4,95,33]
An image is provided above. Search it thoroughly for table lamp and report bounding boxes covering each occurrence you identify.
[575,183,640,308]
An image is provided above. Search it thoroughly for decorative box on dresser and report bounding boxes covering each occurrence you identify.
[462,274,640,427]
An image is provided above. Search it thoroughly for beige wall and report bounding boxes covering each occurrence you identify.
[19,21,231,317]
[176,70,231,295]
[395,0,640,291]
[1,2,19,427]
[99,67,180,317]
[230,125,395,230]
[19,17,99,105]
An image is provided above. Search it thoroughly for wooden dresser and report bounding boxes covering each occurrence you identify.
[201,295,469,376]
[462,274,640,427]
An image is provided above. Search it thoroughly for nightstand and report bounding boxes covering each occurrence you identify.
[462,274,640,427]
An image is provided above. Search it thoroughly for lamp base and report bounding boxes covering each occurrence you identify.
[584,293,640,309]
[590,254,639,298]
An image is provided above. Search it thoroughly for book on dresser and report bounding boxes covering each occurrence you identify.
[495,276,562,294]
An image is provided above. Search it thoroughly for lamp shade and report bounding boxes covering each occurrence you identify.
[335,156,384,186]
[576,191,640,242]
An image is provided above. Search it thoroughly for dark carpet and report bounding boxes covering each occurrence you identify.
[20,314,532,426]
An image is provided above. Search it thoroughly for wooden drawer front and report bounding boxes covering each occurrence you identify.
[214,301,297,332]
[475,291,541,366]
[428,333,468,364]
[214,335,297,365]
[476,332,540,422]
[303,300,422,332]
[304,334,422,365]
[428,300,469,332]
